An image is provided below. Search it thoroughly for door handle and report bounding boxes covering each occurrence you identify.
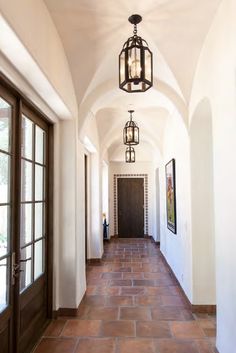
[12,252,24,285]
[20,257,32,262]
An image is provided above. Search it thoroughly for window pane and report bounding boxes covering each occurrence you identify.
[21,160,32,202]
[20,245,32,292]
[0,97,11,152]
[0,206,9,257]
[34,239,44,280]
[35,165,44,201]
[22,116,33,160]
[0,257,8,313]
[35,126,45,164]
[20,204,32,245]
[0,152,10,203]
[35,203,44,240]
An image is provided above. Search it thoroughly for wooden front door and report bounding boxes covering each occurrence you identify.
[0,80,52,353]
[118,178,144,238]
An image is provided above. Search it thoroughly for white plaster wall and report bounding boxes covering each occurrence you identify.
[102,161,109,220]
[83,117,103,259]
[109,161,157,241]
[159,114,192,300]
[58,119,86,308]
[189,1,236,351]
[190,100,216,305]
[0,0,77,118]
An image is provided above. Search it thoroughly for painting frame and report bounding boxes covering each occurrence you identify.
[165,159,177,234]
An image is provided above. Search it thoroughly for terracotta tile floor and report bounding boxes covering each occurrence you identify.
[33,238,216,353]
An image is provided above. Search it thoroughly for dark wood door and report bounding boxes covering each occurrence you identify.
[0,80,52,353]
[0,84,17,353]
[118,178,144,238]
[17,104,50,353]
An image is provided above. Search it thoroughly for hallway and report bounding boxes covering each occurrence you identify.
[33,239,216,353]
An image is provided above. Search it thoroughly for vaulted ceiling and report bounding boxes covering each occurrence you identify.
[0,0,222,161]
[43,0,221,161]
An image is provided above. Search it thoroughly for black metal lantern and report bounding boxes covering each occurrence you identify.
[119,14,153,93]
[125,146,135,163]
[123,110,139,145]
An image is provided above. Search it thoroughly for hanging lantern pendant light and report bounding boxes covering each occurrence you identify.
[119,14,153,93]
[123,110,139,145]
[125,146,135,163]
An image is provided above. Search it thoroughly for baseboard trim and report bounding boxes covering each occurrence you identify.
[86,258,102,265]
[149,235,160,247]
[52,310,59,319]
[53,294,87,318]
[192,305,216,314]
[159,250,216,314]
[53,308,78,318]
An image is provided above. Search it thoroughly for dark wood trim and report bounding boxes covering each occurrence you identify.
[47,125,54,319]
[159,250,216,314]
[52,310,59,319]
[145,235,160,248]
[13,98,23,353]
[58,308,79,317]
[53,294,87,318]
[159,251,191,308]
[84,155,88,262]
[86,258,102,265]
[0,72,53,125]
[191,305,216,314]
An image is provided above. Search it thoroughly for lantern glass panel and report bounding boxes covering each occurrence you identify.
[125,150,129,162]
[125,81,144,92]
[127,126,134,143]
[128,47,141,81]
[144,49,152,82]
[131,150,135,162]
[134,128,139,143]
[119,51,125,85]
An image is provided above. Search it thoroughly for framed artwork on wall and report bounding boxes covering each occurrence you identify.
[165,158,177,234]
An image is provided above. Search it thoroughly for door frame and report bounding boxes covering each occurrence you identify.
[84,154,88,262]
[113,174,149,236]
[117,177,144,238]
[0,73,54,353]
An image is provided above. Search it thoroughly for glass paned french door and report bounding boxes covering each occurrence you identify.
[0,78,52,353]
[0,96,12,313]
[20,115,46,291]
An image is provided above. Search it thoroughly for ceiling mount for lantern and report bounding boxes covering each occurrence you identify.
[119,14,153,93]
[125,146,135,163]
[128,14,142,26]
[123,110,139,145]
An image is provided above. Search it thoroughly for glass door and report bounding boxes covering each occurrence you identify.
[0,86,16,353]
[17,105,49,353]
[0,80,52,353]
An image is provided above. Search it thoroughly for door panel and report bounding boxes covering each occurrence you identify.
[0,87,16,353]
[0,80,52,353]
[118,178,144,238]
[18,105,48,353]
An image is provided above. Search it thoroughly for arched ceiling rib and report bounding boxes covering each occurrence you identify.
[44,0,221,104]
[1,0,222,160]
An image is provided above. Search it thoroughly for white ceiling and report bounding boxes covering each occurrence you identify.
[43,0,221,160]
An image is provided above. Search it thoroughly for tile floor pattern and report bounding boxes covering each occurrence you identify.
[33,238,216,353]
